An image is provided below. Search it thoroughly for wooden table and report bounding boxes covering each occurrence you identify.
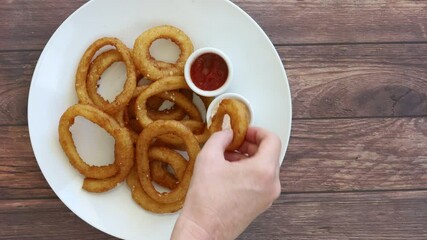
[2,0,427,239]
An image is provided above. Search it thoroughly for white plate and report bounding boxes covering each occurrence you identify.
[28,0,292,239]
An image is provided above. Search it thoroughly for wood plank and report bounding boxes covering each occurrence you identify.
[1,191,426,239]
[0,51,39,125]
[0,0,87,51]
[239,190,427,240]
[2,0,427,50]
[3,43,427,126]
[282,118,427,192]
[235,0,427,45]
[0,157,55,200]
[2,116,427,196]
[281,44,427,119]
[0,126,33,158]
[0,199,112,239]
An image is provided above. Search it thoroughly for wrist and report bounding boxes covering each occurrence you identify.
[171,214,213,240]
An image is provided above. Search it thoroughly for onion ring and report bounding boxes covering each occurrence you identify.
[76,38,136,114]
[134,76,209,146]
[127,146,187,213]
[150,161,177,189]
[134,76,201,127]
[149,146,187,189]
[148,89,194,120]
[209,99,250,151]
[58,104,128,179]
[133,25,194,80]
[127,168,183,213]
[133,86,197,121]
[136,120,200,204]
[155,120,210,150]
[82,127,134,193]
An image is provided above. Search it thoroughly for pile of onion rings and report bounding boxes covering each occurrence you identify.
[58,25,250,214]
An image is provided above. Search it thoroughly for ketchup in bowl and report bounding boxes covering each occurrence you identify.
[190,53,229,91]
[184,47,233,97]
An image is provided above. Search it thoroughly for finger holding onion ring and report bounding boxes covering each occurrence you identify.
[207,94,253,151]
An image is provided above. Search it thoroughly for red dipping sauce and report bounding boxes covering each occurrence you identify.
[190,53,229,91]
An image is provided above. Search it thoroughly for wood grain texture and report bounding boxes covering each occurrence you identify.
[0,199,112,239]
[2,116,427,200]
[0,0,87,51]
[239,190,427,240]
[2,44,427,126]
[2,0,427,239]
[235,0,427,45]
[0,157,54,200]
[283,118,427,192]
[1,0,427,50]
[0,51,39,125]
[282,44,427,119]
[1,191,427,239]
[0,126,32,158]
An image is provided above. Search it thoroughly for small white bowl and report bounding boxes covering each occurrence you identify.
[206,93,254,128]
[184,47,233,97]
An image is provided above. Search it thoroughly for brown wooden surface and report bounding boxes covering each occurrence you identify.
[1,0,427,239]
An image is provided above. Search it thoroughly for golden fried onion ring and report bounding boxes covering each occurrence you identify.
[134,76,201,128]
[76,38,136,114]
[136,120,200,204]
[134,76,210,146]
[127,146,187,213]
[133,86,198,121]
[149,146,187,189]
[133,25,194,80]
[150,161,177,189]
[155,120,210,150]
[209,99,250,151]
[83,127,134,193]
[127,168,183,213]
[58,104,132,180]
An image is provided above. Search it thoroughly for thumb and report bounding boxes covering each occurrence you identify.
[202,130,233,153]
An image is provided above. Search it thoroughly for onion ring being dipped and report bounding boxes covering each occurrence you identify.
[76,38,137,114]
[133,25,194,80]
[58,104,129,179]
[136,120,200,204]
[209,98,250,151]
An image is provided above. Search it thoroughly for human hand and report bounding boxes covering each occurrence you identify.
[171,127,282,240]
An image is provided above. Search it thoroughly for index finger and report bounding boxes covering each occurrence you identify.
[247,127,282,164]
